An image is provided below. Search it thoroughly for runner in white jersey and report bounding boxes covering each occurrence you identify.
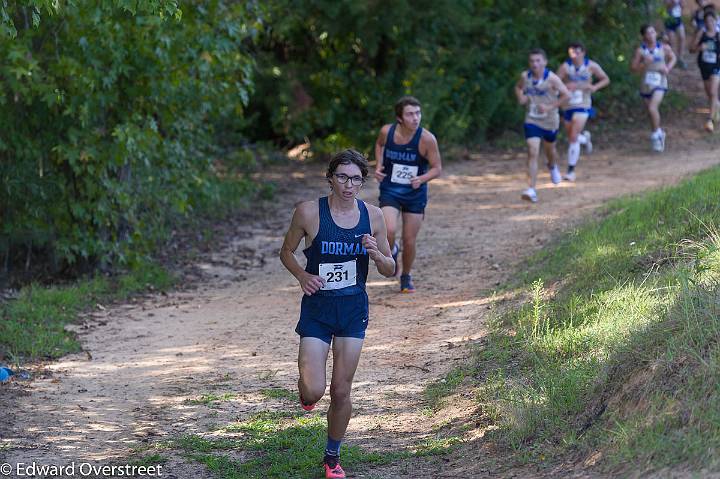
[557,43,610,182]
[514,48,570,203]
[631,25,677,152]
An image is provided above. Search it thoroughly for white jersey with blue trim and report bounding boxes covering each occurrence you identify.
[523,68,560,131]
[563,58,593,109]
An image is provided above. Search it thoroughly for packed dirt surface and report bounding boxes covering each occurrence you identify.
[3,64,720,478]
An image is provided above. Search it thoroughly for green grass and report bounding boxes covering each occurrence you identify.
[260,388,295,401]
[0,261,173,361]
[175,411,393,479]
[423,366,470,412]
[171,409,463,478]
[127,453,168,467]
[185,393,238,406]
[470,166,720,471]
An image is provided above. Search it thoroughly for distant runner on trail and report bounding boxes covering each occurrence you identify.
[279,149,395,479]
[631,25,677,152]
[691,0,714,34]
[665,0,687,69]
[557,42,610,181]
[690,10,720,132]
[374,96,442,293]
[515,48,570,203]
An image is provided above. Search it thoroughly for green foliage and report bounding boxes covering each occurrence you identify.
[246,0,652,150]
[472,166,720,470]
[0,1,260,274]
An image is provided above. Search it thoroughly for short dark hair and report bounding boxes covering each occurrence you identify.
[705,10,717,21]
[640,24,652,36]
[394,95,421,118]
[529,48,547,59]
[568,42,585,52]
[326,149,369,180]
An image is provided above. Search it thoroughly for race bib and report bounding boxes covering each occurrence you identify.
[671,5,681,17]
[703,50,717,64]
[319,260,357,290]
[528,103,547,119]
[569,90,584,106]
[391,163,419,185]
[645,71,663,87]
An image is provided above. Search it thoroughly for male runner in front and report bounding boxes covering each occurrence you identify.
[557,43,610,181]
[515,48,570,203]
[280,149,395,479]
[374,96,442,293]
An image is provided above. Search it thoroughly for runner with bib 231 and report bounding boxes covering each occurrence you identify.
[279,149,395,479]
[374,96,442,293]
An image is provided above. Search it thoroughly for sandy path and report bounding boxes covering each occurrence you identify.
[3,62,720,478]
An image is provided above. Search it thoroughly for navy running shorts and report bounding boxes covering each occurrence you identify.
[562,108,596,122]
[378,186,427,215]
[296,291,369,344]
[523,123,558,143]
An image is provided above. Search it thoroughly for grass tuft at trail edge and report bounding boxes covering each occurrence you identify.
[439,166,720,473]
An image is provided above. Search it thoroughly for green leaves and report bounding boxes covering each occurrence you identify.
[0,1,259,272]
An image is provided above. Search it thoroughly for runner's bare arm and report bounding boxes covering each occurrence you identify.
[363,205,395,277]
[663,43,677,72]
[556,62,569,82]
[279,201,325,295]
[589,62,610,93]
[690,29,704,52]
[550,73,571,108]
[412,131,442,189]
[514,73,528,105]
[630,47,644,73]
[374,124,391,182]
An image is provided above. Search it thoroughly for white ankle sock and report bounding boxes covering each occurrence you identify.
[568,142,580,167]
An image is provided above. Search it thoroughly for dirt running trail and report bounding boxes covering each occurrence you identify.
[3,67,720,478]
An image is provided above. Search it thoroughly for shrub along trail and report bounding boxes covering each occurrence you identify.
[3,83,720,477]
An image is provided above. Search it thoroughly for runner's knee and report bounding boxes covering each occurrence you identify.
[300,380,325,403]
[402,235,416,250]
[329,381,352,404]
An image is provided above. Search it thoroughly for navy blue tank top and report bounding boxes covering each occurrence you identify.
[303,196,371,297]
[381,123,428,192]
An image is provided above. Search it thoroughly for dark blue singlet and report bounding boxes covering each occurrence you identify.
[297,196,371,343]
[378,123,429,214]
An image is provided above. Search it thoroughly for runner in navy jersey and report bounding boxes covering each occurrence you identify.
[690,10,720,131]
[374,96,442,293]
[279,149,394,479]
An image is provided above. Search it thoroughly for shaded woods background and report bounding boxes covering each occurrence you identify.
[0,0,654,280]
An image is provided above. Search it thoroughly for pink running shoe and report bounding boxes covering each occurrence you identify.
[299,393,315,412]
[324,458,346,478]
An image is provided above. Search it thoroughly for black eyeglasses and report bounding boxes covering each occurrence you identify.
[334,174,364,186]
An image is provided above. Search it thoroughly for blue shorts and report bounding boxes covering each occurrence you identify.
[379,186,427,215]
[665,17,683,32]
[296,292,369,344]
[523,123,558,143]
[562,108,596,122]
[639,88,668,99]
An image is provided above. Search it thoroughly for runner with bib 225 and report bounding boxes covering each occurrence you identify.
[374,96,442,293]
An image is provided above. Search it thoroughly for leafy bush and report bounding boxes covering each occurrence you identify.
[0,1,259,274]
